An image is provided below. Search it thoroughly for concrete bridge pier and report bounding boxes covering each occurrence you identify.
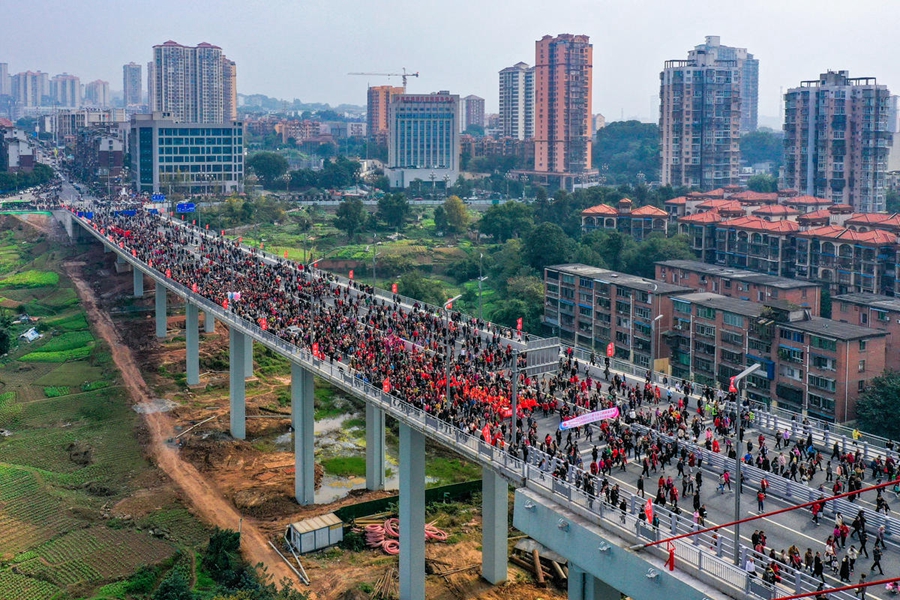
[155,284,167,338]
[244,336,253,378]
[229,328,247,440]
[399,423,426,600]
[568,564,619,600]
[185,303,199,386]
[365,404,386,491]
[292,363,315,505]
[133,269,144,298]
[204,310,215,333]
[481,467,508,584]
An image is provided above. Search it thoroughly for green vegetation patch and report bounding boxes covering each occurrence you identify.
[38,287,78,308]
[19,346,91,362]
[0,570,61,600]
[34,362,104,387]
[321,456,366,477]
[43,312,89,332]
[425,457,483,486]
[43,386,70,398]
[0,270,59,289]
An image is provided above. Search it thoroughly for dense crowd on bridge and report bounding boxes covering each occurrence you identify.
[79,206,899,598]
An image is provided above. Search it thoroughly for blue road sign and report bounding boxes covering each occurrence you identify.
[176,203,196,213]
[151,193,166,202]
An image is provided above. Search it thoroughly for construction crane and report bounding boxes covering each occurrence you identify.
[348,67,419,91]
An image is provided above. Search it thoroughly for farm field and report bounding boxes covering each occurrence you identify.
[0,216,207,599]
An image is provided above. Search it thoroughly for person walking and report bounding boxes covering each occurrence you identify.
[871,545,883,575]
[839,555,851,583]
[856,572,867,599]
[757,488,766,512]
[813,552,825,583]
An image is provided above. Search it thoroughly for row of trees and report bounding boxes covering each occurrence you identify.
[0,163,54,195]
[245,154,361,191]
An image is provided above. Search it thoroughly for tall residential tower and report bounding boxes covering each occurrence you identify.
[123,62,142,106]
[148,41,237,123]
[689,36,758,133]
[659,47,742,190]
[533,34,595,183]
[783,70,892,213]
[499,62,534,140]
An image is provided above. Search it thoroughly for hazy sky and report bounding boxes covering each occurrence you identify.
[4,0,899,124]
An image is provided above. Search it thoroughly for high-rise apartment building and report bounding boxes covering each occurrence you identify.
[146,61,155,111]
[533,34,593,176]
[659,48,742,190]
[461,95,485,132]
[688,36,758,133]
[84,80,110,107]
[51,73,82,108]
[367,85,404,141]
[498,62,534,140]
[11,71,49,107]
[149,41,235,123]
[0,63,10,97]
[123,62,142,106]
[783,71,892,213]
[222,58,237,122]
[386,91,459,188]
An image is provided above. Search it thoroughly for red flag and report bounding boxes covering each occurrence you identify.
[192,283,198,293]
[238,236,243,244]
[192,220,195,225]
[221,230,225,236]
[446,301,453,311]
[482,423,491,443]
[516,317,523,331]
[222,299,228,309]
[119,241,124,249]
[206,224,209,230]
[392,283,398,294]
[606,342,615,358]
[148,260,153,268]
[382,378,391,393]
[729,376,737,394]
[312,342,319,356]
[284,251,288,259]
[644,497,654,523]
[349,270,354,280]
[165,269,171,278]
[258,317,268,331]
[132,249,136,257]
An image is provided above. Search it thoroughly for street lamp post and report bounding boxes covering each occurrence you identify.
[443,174,450,197]
[478,253,484,322]
[430,172,436,199]
[444,294,463,410]
[730,363,762,566]
[650,314,663,376]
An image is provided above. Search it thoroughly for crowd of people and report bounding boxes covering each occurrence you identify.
[78,206,897,599]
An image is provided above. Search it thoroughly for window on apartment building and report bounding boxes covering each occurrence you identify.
[562,274,575,285]
[697,307,716,320]
[810,336,837,352]
[861,313,868,325]
[723,312,744,328]
[616,288,632,298]
[723,280,731,289]
[674,300,691,314]
[876,310,889,322]
[812,355,836,371]
[859,360,866,372]
[860,340,867,351]
[858,380,866,392]
[840,302,848,313]
[808,374,837,392]
[579,278,593,289]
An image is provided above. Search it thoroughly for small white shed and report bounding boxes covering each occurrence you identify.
[285,513,343,554]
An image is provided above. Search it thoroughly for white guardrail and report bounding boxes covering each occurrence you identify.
[70,213,823,600]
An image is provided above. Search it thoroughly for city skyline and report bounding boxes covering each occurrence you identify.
[3,0,899,123]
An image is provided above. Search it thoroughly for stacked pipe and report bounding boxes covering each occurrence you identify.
[355,518,448,555]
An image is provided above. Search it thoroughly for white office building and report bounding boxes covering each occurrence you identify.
[387,92,459,188]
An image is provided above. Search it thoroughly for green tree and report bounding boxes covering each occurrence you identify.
[334,198,367,240]
[478,201,534,242]
[524,222,575,271]
[580,230,635,272]
[820,289,832,319]
[887,189,900,213]
[443,196,470,234]
[433,205,449,234]
[856,371,900,439]
[592,121,660,184]
[152,569,194,600]
[747,173,778,193]
[489,239,533,292]
[622,234,695,278]
[397,271,446,306]
[245,152,289,188]
[740,129,784,170]
[0,328,9,356]
[376,193,410,229]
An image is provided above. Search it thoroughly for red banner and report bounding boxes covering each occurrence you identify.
[382,378,391,393]
[482,424,491,443]
[729,376,737,394]
[349,270,354,280]
[644,497,654,523]
[284,251,288,259]
[392,283,398,294]
[258,317,268,331]
[606,342,615,358]
[312,342,319,356]
[165,269,171,278]
[222,299,228,309]
[516,317,523,331]
[192,283,198,293]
